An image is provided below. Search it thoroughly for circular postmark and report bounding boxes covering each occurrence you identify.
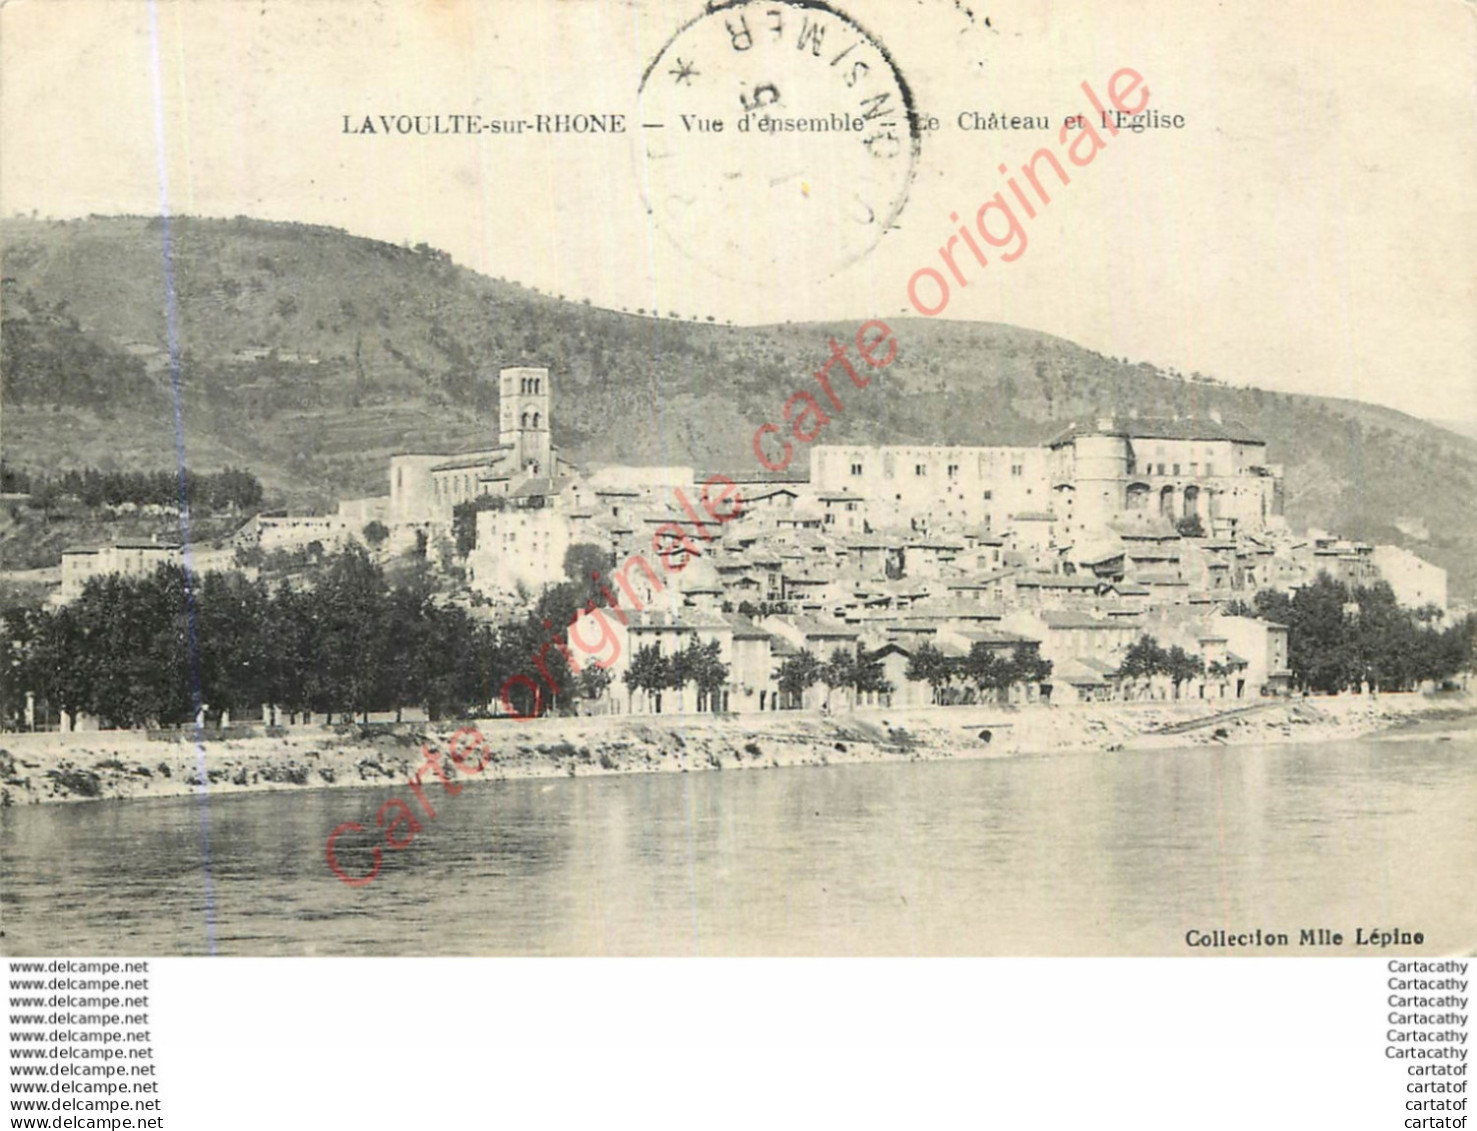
[636,0,921,286]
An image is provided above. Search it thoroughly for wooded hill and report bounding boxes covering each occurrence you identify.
[4,215,1475,596]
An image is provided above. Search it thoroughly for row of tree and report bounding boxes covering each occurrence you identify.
[615,642,898,714]
[1117,635,1211,697]
[0,543,666,730]
[621,640,730,712]
[9,544,1469,731]
[1234,577,1473,693]
[775,647,894,710]
[2,553,501,729]
[1,539,915,729]
[3,463,264,513]
[903,642,1054,706]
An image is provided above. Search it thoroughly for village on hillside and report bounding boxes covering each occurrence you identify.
[18,359,1466,735]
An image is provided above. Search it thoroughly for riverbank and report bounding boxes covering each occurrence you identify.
[2,692,1473,806]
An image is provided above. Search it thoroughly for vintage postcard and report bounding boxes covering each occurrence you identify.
[1,0,1473,958]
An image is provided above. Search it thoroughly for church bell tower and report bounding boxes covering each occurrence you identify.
[498,366,552,477]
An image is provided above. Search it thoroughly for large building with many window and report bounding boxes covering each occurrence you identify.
[810,414,1284,542]
[809,443,1049,531]
[1046,415,1284,541]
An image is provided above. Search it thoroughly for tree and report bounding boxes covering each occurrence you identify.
[235,544,265,569]
[905,643,955,705]
[0,606,40,727]
[264,580,317,722]
[311,546,392,722]
[1239,574,1475,694]
[819,647,858,711]
[1118,634,1168,699]
[1008,643,1053,698]
[668,638,729,712]
[429,608,492,718]
[376,584,434,720]
[196,570,272,720]
[624,644,669,713]
[1118,635,1208,698]
[577,664,613,709]
[451,496,506,557]
[7,602,94,729]
[663,638,729,711]
[776,649,822,708]
[1435,615,1476,685]
[59,568,192,728]
[1119,635,1166,679]
[694,640,730,712]
[1259,574,1356,693]
[563,543,614,587]
[666,639,695,710]
[853,651,894,704]
[963,643,1010,703]
[362,521,389,548]
[513,576,619,716]
[1164,645,1205,698]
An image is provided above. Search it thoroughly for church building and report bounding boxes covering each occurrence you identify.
[388,366,576,527]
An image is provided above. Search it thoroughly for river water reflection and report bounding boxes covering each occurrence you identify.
[3,734,1473,955]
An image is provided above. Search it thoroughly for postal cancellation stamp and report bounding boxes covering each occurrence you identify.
[635,0,922,284]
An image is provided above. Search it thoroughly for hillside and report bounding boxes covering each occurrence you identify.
[4,215,1476,597]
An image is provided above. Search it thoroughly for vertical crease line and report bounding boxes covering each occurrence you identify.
[147,0,216,956]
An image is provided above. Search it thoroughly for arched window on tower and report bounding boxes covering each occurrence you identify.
[532,412,540,428]
[522,411,530,428]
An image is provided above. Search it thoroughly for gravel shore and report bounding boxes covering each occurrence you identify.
[2,693,1472,807]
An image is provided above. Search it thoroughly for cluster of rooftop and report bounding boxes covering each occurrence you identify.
[55,366,1449,713]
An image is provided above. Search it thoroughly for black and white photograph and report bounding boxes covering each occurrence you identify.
[1,0,1473,1121]
[2,0,1474,958]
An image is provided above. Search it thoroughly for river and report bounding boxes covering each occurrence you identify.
[3,733,1474,955]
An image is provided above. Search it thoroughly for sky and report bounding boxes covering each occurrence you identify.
[2,0,1473,423]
